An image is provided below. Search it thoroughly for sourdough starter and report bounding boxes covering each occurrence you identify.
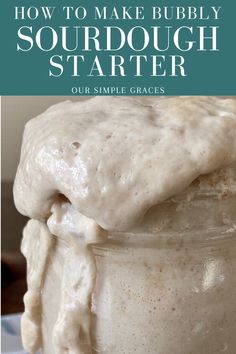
[14,96,236,354]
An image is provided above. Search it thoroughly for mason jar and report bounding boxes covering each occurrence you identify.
[40,165,236,354]
[91,229,236,354]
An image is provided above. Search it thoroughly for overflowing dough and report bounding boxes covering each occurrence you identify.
[14,96,236,354]
[14,96,236,230]
[21,220,53,353]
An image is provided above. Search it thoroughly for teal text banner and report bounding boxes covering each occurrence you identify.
[0,0,235,95]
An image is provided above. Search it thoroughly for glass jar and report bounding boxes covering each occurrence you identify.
[40,166,236,354]
[91,229,236,354]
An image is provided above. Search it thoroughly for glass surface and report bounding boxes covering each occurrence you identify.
[41,165,236,354]
[91,229,236,354]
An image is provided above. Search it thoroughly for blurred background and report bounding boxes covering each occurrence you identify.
[1,96,87,314]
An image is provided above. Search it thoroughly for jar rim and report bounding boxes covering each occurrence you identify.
[92,225,236,250]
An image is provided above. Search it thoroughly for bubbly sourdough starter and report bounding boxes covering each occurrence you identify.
[13,96,236,354]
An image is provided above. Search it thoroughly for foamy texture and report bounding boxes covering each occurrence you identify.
[14,96,236,231]
[135,164,236,234]
[14,96,236,354]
